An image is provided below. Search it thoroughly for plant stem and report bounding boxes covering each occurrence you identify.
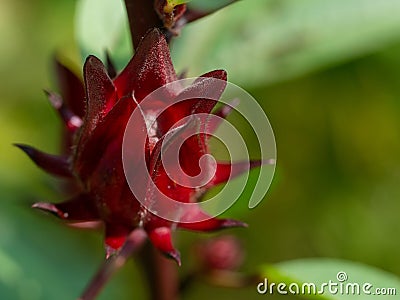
[138,243,179,300]
[77,229,147,300]
[123,0,163,50]
[153,249,179,300]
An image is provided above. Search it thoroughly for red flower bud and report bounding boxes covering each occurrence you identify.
[196,235,244,271]
[17,29,260,264]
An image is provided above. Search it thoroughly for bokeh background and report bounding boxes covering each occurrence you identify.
[1,0,400,299]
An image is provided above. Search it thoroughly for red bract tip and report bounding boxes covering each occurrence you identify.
[54,58,85,119]
[148,227,181,266]
[14,144,72,177]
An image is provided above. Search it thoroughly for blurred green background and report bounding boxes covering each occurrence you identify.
[1,0,400,299]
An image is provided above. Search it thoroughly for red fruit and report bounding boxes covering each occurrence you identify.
[17,29,259,264]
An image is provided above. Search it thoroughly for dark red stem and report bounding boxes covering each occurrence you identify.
[138,243,179,300]
[78,229,147,300]
[123,0,163,50]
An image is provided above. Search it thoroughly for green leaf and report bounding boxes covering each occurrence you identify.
[0,190,146,300]
[75,0,132,70]
[172,0,400,87]
[260,258,400,299]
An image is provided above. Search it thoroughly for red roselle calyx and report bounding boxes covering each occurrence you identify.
[196,235,244,272]
[16,29,260,265]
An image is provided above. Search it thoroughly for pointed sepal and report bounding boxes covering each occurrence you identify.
[208,160,264,187]
[32,202,69,219]
[177,206,247,232]
[147,227,181,266]
[32,194,99,221]
[105,236,127,259]
[45,90,82,131]
[207,98,240,134]
[179,217,248,232]
[54,58,85,118]
[14,144,72,177]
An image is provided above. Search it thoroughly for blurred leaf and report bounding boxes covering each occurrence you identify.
[0,188,145,300]
[188,0,236,11]
[172,0,400,87]
[75,0,132,70]
[261,258,400,299]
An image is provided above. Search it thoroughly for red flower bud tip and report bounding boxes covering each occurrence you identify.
[105,236,127,259]
[32,202,69,219]
[18,29,259,263]
[45,90,83,131]
[148,227,181,266]
[196,235,244,271]
[53,58,85,119]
